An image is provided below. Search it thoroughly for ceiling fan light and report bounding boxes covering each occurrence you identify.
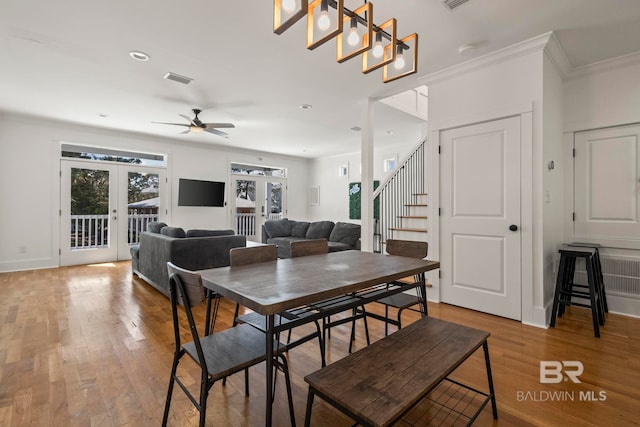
[190,126,204,132]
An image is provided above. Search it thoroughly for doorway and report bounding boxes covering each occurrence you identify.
[60,159,166,266]
[231,176,286,241]
[439,116,522,320]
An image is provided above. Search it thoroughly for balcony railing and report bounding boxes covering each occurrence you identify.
[235,212,283,237]
[70,213,159,249]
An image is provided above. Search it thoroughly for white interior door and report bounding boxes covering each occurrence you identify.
[61,160,166,266]
[574,124,640,249]
[440,116,522,320]
[231,176,286,241]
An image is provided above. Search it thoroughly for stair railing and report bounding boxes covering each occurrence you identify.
[372,139,426,251]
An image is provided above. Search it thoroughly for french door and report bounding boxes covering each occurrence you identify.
[231,176,286,241]
[60,160,166,266]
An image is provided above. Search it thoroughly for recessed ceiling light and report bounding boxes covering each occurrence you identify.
[299,104,312,110]
[129,50,150,61]
[386,130,394,135]
[350,126,362,132]
[97,113,109,118]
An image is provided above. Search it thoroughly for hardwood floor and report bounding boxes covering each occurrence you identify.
[0,262,638,426]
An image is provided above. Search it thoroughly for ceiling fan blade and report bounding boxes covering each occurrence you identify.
[152,121,190,127]
[179,114,194,124]
[204,127,229,138]
[203,123,235,129]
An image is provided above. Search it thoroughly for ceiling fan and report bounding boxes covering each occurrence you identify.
[153,108,235,137]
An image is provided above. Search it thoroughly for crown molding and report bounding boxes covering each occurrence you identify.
[420,32,553,86]
[543,31,572,79]
[565,50,640,80]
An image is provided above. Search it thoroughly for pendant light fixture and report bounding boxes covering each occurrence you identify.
[273,0,418,83]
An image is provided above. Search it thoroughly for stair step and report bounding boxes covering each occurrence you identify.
[399,215,428,219]
[389,227,429,233]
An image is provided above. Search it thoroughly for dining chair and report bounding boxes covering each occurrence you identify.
[162,262,295,427]
[231,244,327,366]
[367,239,430,336]
[289,239,371,354]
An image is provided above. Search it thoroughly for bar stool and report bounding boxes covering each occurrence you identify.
[567,242,608,314]
[550,246,604,337]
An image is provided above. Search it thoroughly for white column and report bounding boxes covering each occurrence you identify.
[360,98,374,252]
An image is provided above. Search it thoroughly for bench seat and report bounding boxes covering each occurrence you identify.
[303,316,497,427]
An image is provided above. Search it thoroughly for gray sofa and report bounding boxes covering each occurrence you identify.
[262,219,360,258]
[131,222,246,296]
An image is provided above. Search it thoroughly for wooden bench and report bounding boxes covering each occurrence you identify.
[303,317,498,427]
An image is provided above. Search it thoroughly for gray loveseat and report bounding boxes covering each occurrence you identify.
[262,219,360,258]
[131,222,246,296]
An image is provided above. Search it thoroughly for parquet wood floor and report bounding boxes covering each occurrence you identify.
[0,262,638,426]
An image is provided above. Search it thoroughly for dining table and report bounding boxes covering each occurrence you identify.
[198,249,440,427]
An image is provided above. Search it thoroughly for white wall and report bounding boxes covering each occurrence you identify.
[422,33,552,326]
[307,140,420,223]
[542,53,566,309]
[562,53,640,317]
[0,113,309,272]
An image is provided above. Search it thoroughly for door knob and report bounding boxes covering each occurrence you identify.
[509,224,518,231]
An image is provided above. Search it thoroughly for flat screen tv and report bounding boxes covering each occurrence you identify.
[178,178,225,207]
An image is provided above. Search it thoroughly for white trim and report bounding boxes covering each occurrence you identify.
[543,32,572,79]
[566,50,640,81]
[520,111,536,326]
[420,32,552,86]
[430,102,533,132]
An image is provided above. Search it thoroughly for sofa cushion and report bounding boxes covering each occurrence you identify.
[306,221,335,240]
[329,222,361,247]
[290,221,310,238]
[161,226,186,238]
[263,219,292,238]
[186,229,235,238]
[147,221,167,233]
[328,241,354,252]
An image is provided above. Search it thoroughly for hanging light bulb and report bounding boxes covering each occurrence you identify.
[394,45,405,70]
[347,16,360,47]
[282,0,297,13]
[372,31,384,58]
[317,0,331,31]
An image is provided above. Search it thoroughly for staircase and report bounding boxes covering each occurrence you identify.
[374,140,428,252]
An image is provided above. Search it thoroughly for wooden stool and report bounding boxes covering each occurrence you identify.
[550,246,604,337]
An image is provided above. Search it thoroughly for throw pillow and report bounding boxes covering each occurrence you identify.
[329,222,361,247]
[147,221,167,233]
[161,226,186,238]
[306,221,335,239]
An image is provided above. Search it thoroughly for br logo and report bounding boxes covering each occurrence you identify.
[540,361,583,384]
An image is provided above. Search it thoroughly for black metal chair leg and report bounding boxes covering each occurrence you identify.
[161,351,181,427]
[304,389,315,427]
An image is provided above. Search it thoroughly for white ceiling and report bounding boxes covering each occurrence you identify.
[2,0,640,158]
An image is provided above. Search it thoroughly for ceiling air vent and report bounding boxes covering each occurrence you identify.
[441,0,471,11]
[163,72,193,85]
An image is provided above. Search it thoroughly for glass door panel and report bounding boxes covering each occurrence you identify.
[60,160,118,266]
[233,178,258,240]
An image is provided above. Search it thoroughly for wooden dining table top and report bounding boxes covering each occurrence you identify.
[199,250,440,315]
